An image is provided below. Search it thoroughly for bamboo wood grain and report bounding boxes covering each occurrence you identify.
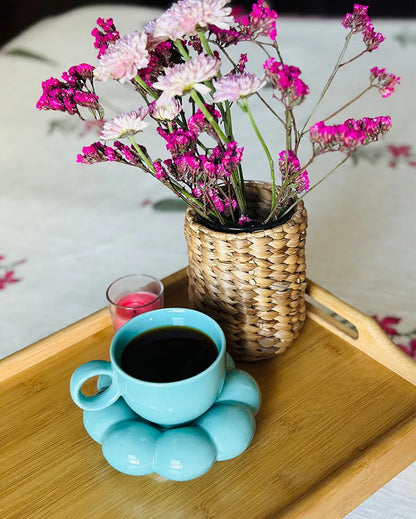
[0,268,415,519]
[306,279,416,387]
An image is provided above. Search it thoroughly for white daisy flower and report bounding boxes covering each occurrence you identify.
[213,72,266,103]
[149,98,183,121]
[153,53,221,100]
[153,0,234,40]
[100,108,150,141]
[94,32,149,84]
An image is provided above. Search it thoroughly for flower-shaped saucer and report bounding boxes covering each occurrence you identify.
[82,355,261,481]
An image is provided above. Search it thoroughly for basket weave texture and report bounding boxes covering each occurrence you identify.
[184,182,308,361]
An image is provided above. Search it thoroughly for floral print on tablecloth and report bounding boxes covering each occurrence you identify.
[0,255,25,290]
[373,315,416,359]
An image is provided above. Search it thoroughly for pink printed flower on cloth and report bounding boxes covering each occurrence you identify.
[213,72,266,102]
[153,0,234,40]
[153,53,221,100]
[370,67,401,98]
[100,108,150,141]
[94,32,149,83]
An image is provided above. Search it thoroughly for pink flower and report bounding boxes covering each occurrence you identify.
[153,161,168,180]
[137,41,173,86]
[264,58,309,107]
[77,142,127,164]
[199,141,244,178]
[342,4,371,33]
[153,0,234,40]
[363,24,385,51]
[213,72,266,102]
[91,18,120,58]
[240,0,278,41]
[278,150,309,192]
[370,67,400,98]
[310,116,392,154]
[36,69,100,119]
[158,127,198,155]
[94,32,149,83]
[153,53,221,100]
[188,105,221,138]
[100,107,149,141]
[238,214,251,226]
[149,98,182,121]
[114,141,141,165]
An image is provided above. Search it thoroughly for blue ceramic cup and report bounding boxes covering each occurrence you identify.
[70,308,226,427]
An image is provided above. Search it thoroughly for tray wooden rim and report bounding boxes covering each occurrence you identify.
[1,268,415,519]
[1,268,415,387]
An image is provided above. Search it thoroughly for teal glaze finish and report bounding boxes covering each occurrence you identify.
[215,368,261,414]
[197,402,256,461]
[70,308,227,426]
[81,367,261,481]
[83,397,139,443]
[154,427,217,481]
[102,420,161,476]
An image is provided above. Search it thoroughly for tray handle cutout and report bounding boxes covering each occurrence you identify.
[306,279,416,387]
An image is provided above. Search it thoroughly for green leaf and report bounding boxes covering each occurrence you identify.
[5,48,57,65]
[153,198,187,211]
[47,119,78,135]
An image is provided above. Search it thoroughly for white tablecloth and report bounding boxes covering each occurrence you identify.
[0,4,415,517]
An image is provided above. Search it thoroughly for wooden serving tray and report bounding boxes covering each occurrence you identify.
[1,269,415,519]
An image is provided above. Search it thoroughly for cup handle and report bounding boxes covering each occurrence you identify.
[70,360,120,411]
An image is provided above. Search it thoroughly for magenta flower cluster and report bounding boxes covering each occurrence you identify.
[36,1,398,228]
[264,58,309,108]
[370,67,401,97]
[92,17,120,58]
[310,116,392,154]
[278,151,309,194]
[342,4,384,51]
[240,0,278,41]
[37,64,100,118]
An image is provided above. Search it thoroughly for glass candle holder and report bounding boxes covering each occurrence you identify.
[106,274,164,331]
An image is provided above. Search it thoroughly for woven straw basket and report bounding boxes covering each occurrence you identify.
[184,181,308,361]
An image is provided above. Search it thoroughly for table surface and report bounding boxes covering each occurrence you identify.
[0,4,415,518]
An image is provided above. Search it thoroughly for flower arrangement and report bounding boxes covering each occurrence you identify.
[37,1,399,229]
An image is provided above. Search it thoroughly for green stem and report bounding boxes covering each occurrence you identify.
[339,49,367,67]
[175,39,190,60]
[134,75,158,100]
[280,155,350,219]
[190,90,245,212]
[189,89,228,142]
[255,92,285,125]
[128,137,154,172]
[300,32,352,137]
[240,98,276,206]
[197,30,213,56]
[320,86,372,123]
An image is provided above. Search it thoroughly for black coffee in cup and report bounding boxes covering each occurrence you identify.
[120,325,218,383]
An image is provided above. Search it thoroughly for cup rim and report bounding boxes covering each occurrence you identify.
[110,308,226,387]
[106,273,164,309]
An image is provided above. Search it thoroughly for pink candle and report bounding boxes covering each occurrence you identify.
[113,291,162,331]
